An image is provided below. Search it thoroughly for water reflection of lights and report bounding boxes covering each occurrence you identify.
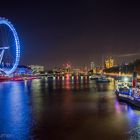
[62,76,65,81]
[76,75,79,80]
[127,107,140,125]
[65,79,71,89]
[108,79,115,90]
[115,98,140,136]
[45,76,90,90]
[71,76,74,81]
[115,101,122,115]
[0,81,33,139]
[66,74,70,80]
[2,78,140,139]
[57,76,60,80]
[53,76,55,80]
[85,76,88,81]
[126,107,140,139]
[31,79,42,91]
[24,80,28,87]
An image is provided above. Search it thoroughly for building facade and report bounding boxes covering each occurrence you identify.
[29,65,45,74]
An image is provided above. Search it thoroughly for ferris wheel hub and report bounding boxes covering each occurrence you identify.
[0,47,9,50]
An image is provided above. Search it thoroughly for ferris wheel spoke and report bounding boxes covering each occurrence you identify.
[0,49,5,64]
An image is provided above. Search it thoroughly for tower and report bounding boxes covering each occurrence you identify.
[90,62,95,70]
[105,57,114,68]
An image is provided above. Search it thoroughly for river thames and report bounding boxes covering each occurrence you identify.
[0,78,140,140]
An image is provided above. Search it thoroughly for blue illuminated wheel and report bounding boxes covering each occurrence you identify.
[0,17,20,75]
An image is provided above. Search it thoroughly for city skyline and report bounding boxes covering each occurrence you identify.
[1,2,140,139]
[0,1,140,68]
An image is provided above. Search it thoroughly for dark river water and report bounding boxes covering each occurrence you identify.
[0,78,140,140]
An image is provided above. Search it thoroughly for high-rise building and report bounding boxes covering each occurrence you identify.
[29,65,45,73]
[90,62,95,70]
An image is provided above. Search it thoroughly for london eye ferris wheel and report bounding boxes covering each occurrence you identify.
[0,17,20,75]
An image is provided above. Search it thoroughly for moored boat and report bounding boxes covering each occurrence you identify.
[90,75,100,80]
[96,77,110,83]
[90,75,110,83]
[115,73,140,107]
[116,87,140,107]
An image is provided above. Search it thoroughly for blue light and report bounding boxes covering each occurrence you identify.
[0,17,20,75]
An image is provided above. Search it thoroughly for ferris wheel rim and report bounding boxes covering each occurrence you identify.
[0,17,20,75]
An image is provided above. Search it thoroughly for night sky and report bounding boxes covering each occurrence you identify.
[1,0,140,68]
